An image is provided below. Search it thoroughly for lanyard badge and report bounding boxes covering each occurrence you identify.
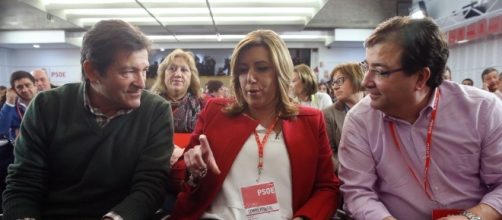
[389,90,440,201]
[241,182,281,220]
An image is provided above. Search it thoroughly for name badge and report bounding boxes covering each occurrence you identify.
[432,209,463,219]
[241,182,281,220]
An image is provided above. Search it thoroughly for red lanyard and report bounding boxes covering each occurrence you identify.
[388,90,440,200]
[16,100,25,119]
[253,118,279,180]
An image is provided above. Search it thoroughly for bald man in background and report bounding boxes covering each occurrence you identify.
[31,68,57,92]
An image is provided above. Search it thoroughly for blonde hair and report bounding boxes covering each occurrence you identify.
[330,62,365,92]
[150,49,201,98]
[294,64,318,98]
[225,29,298,117]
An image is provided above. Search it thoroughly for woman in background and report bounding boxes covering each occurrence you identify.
[170,29,339,220]
[290,64,333,109]
[322,62,365,171]
[151,49,205,133]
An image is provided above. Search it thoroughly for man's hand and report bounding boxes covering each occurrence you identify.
[183,134,221,177]
[6,89,18,105]
[383,216,397,220]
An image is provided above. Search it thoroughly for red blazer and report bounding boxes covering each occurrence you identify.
[170,99,339,219]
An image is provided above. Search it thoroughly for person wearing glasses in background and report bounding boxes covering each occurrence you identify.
[338,16,502,220]
[322,62,364,172]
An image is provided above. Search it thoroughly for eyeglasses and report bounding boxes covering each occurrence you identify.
[360,60,403,78]
[331,77,345,87]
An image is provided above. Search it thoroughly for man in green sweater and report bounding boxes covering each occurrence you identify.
[2,20,174,220]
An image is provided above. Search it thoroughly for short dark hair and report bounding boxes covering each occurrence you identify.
[481,67,498,82]
[365,16,449,89]
[81,20,151,80]
[461,78,474,86]
[206,80,224,93]
[10,70,35,88]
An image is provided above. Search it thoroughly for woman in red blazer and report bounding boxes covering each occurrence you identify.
[170,29,339,220]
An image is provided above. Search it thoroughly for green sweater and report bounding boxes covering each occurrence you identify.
[2,83,174,220]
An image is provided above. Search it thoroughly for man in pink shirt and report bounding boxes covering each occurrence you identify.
[338,16,502,220]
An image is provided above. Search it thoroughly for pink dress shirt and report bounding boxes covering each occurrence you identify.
[339,81,502,220]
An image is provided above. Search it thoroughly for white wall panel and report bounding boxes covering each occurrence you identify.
[313,45,365,82]
[0,48,10,87]
[6,48,81,86]
[448,34,502,88]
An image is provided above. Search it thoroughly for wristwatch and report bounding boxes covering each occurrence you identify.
[462,210,481,220]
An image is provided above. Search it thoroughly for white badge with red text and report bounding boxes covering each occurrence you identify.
[241,182,281,220]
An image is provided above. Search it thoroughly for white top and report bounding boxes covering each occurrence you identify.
[300,92,333,110]
[202,124,293,220]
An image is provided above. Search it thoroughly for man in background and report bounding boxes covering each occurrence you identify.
[498,72,502,94]
[3,20,174,220]
[461,78,474,86]
[481,67,502,99]
[31,68,57,91]
[0,71,37,212]
[0,71,37,141]
[339,16,502,220]
[442,65,452,81]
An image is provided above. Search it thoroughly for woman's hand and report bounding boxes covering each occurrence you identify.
[184,134,221,178]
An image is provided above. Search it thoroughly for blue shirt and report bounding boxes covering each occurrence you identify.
[0,99,26,141]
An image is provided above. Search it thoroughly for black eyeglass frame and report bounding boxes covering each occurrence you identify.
[360,60,403,77]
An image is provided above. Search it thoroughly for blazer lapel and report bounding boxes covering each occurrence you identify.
[210,114,260,177]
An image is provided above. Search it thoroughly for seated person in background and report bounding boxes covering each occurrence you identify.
[170,29,339,220]
[0,71,37,142]
[2,19,173,220]
[481,67,502,99]
[205,79,227,99]
[151,48,205,133]
[290,64,333,109]
[461,78,474,86]
[0,85,7,107]
[338,16,502,220]
[0,71,37,213]
[499,73,502,93]
[150,49,205,176]
[31,68,57,92]
[318,81,330,94]
[322,62,365,172]
[442,65,452,81]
